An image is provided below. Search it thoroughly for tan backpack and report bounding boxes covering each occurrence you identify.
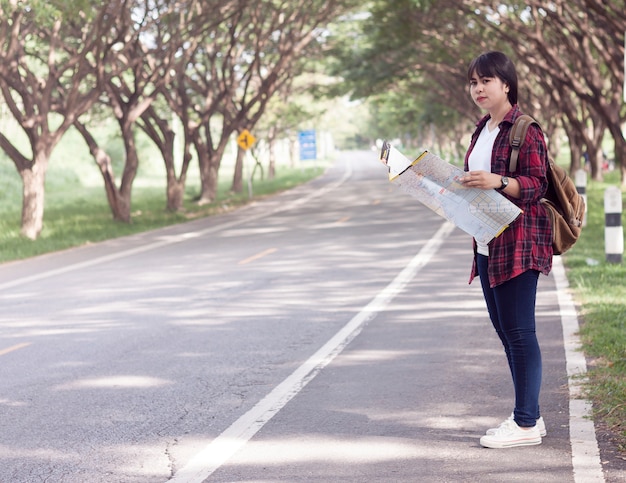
[509,114,585,255]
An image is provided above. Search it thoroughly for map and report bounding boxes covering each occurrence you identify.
[380,142,522,245]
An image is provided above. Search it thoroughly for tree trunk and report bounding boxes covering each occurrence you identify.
[569,144,583,178]
[290,138,298,168]
[565,126,586,178]
[116,120,139,222]
[196,126,228,205]
[198,156,220,205]
[590,119,606,181]
[195,136,222,205]
[74,120,130,220]
[268,125,277,179]
[166,178,186,212]
[19,159,47,240]
[605,119,626,188]
[164,142,191,212]
[231,146,245,193]
[140,108,191,213]
[163,142,184,212]
[617,141,626,187]
[194,134,210,205]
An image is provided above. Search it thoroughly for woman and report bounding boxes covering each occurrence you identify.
[459,51,553,449]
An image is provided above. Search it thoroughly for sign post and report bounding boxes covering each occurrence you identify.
[575,169,587,227]
[605,186,623,264]
[236,129,257,198]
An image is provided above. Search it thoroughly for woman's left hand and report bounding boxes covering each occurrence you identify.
[459,170,501,190]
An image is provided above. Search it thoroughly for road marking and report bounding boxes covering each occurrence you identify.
[238,248,277,265]
[552,257,605,483]
[168,221,455,482]
[0,342,32,357]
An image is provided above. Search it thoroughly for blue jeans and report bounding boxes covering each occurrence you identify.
[476,254,542,427]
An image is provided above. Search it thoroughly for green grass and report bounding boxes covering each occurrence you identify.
[0,128,326,261]
[0,167,325,262]
[564,169,626,452]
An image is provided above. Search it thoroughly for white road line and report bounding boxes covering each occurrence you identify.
[552,256,605,483]
[168,221,456,482]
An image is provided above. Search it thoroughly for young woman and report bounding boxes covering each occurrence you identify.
[459,51,553,448]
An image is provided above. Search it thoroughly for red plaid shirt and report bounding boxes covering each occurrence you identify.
[465,105,553,288]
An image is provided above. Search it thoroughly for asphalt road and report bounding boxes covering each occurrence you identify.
[0,151,621,482]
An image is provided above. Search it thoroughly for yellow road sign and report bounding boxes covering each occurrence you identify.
[237,129,256,150]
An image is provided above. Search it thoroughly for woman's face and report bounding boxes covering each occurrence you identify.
[469,70,510,113]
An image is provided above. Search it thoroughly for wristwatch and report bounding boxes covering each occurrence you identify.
[499,176,509,190]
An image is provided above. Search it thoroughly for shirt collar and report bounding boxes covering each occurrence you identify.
[475,104,521,129]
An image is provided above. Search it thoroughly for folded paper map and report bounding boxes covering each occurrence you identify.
[380,141,522,245]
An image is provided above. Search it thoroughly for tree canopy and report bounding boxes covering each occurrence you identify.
[329,0,626,183]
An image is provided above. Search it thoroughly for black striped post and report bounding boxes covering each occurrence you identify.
[575,169,587,227]
[604,186,623,263]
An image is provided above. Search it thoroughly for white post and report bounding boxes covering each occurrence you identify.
[575,169,587,227]
[604,186,623,263]
[246,150,253,199]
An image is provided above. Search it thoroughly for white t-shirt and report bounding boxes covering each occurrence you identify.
[468,123,500,256]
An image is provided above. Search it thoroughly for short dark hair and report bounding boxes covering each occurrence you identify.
[467,51,518,105]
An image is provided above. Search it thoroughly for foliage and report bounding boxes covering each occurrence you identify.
[0,139,325,262]
[325,0,489,153]
[328,0,626,182]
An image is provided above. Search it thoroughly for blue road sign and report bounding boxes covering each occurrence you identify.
[298,130,317,161]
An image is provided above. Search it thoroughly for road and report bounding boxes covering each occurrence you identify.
[0,151,619,482]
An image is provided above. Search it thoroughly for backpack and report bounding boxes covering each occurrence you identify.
[508,114,585,255]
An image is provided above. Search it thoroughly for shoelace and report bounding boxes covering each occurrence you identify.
[493,419,521,435]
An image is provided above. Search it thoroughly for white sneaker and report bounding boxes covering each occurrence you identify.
[486,413,547,437]
[480,419,542,448]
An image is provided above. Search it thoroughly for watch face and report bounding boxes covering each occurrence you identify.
[501,176,509,189]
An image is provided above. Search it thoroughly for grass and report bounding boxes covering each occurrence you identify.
[0,166,325,262]
[563,169,626,453]
[0,126,327,262]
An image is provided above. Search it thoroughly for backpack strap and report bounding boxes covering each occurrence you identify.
[508,114,537,172]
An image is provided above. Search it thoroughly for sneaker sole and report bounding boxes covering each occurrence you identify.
[480,436,542,449]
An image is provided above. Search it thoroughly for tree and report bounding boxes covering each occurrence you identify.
[171,0,360,205]
[75,0,203,220]
[138,0,242,212]
[326,0,493,148]
[0,0,118,239]
[464,0,626,183]
[250,78,321,180]
[329,0,626,183]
